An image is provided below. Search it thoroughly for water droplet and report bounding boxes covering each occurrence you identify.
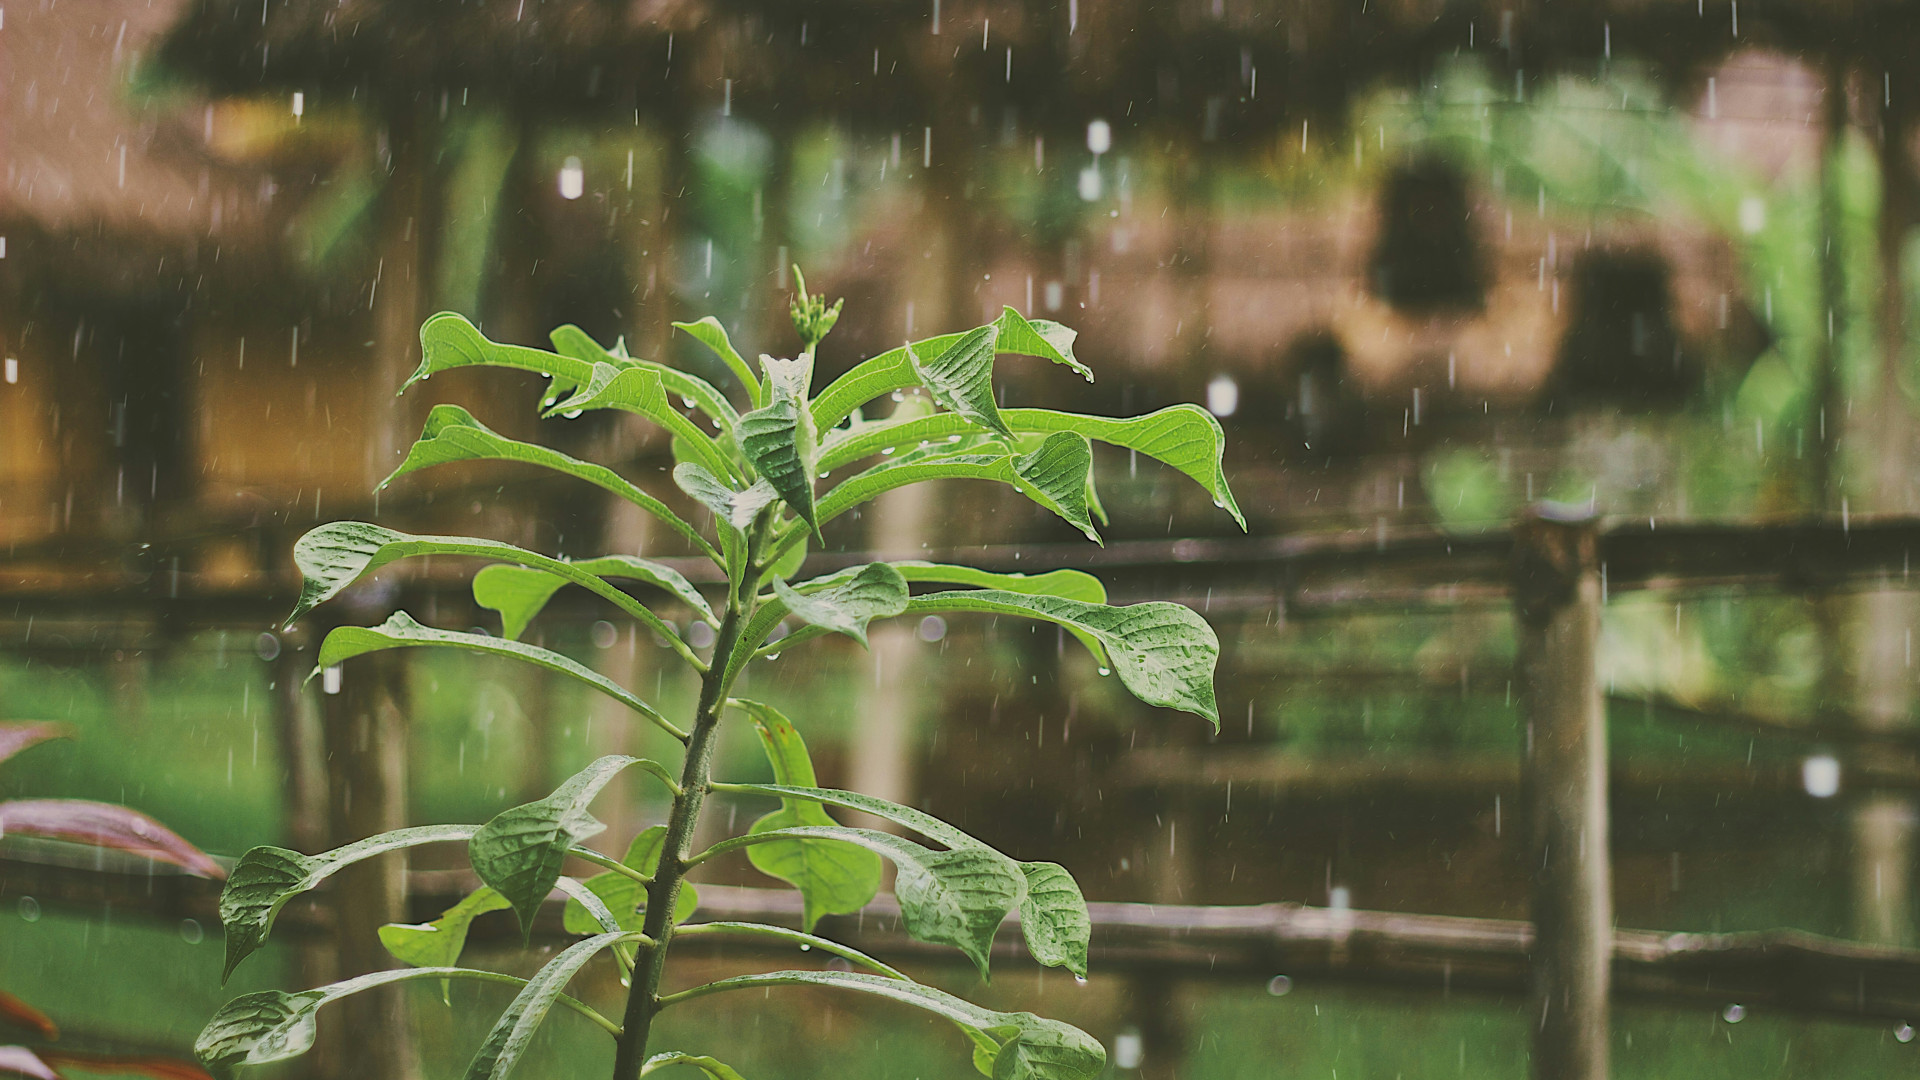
[180,918,205,944]
[562,409,584,419]
[1897,1022,1915,1043]
[881,446,896,455]
[558,156,585,200]
[688,621,716,649]
[683,396,699,409]
[1097,666,1111,676]
[1073,974,1089,987]
[765,653,781,661]
[1212,498,1225,509]
[254,632,282,661]
[17,897,40,922]
[590,621,619,649]
[799,943,810,951]
[891,391,905,401]
[917,615,947,642]
[1266,975,1292,996]
[1722,1004,1746,1024]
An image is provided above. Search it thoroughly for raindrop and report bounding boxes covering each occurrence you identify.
[1897,1022,1915,1043]
[254,632,282,661]
[682,396,699,409]
[1087,119,1112,155]
[1266,975,1293,996]
[1206,374,1240,418]
[291,91,304,120]
[826,956,853,971]
[1096,666,1111,677]
[799,943,811,951]
[17,897,40,922]
[180,918,205,944]
[591,621,619,649]
[562,409,584,419]
[917,615,947,642]
[1073,974,1089,987]
[558,156,585,200]
[1721,1004,1746,1024]
[321,666,343,695]
[688,621,716,649]
[1802,754,1841,798]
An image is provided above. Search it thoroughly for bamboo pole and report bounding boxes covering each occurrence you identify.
[1513,508,1610,1080]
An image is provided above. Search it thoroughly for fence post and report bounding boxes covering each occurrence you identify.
[1513,508,1611,1080]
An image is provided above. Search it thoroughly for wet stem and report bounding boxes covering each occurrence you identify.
[609,514,767,1080]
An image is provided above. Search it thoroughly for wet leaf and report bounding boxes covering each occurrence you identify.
[908,326,1010,441]
[1015,863,1090,980]
[560,826,699,935]
[378,405,710,554]
[737,381,820,539]
[673,317,760,404]
[0,800,224,879]
[737,702,882,931]
[641,1052,750,1079]
[772,563,909,649]
[470,756,644,936]
[706,826,1018,977]
[474,557,713,640]
[219,826,476,980]
[377,887,511,1002]
[316,613,678,737]
[906,591,1219,727]
[666,970,1104,1080]
[462,933,628,1080]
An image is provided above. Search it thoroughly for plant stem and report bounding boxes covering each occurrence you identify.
[609,524,761,1079]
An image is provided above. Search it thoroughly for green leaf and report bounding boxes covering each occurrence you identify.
[674,317,761,405]
[992,307,1093,381]
[286,523,693,663]
[811,321,1088,434]
[318,613,683,739]
[816,435,1099,542]
[219,826,476,981]
[561,826,699,935]
[378,887,512,1004]
[673,463,779,536]
[474,556,714,641]
[543,362,740,484]
[772,563,909,649]
[643,1053,750,1080]
[661,970,1105,1080]
[893,562,1105,603]
[817,405,1243,530]
[735,701,883,931]
[463,933,631,1080]
[737,382,821,539]
[674,921,907,979]
[413,312,599,396]
[1006,433,1099,544]
[198,968,614,1077]
[908,326,1011,441]
[377,404,713,555]
[700,826,1019,977]
[550,324,739,429]
[470,756,646,936]
[907,591,1219,727]
[1015,863,1090,980]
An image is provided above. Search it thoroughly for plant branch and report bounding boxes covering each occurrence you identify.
[609,515,769,1080]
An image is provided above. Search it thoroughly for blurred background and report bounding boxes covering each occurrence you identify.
[8,0,1920,1076]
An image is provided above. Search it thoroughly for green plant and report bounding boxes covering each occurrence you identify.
[195,279,1241,1080]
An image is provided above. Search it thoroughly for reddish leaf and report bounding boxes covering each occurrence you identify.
[37,1050,212,1080]
[0,1046,58,1080]
[0,994,56,1041]
[0,726,68,768]
[0,801,225,880]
